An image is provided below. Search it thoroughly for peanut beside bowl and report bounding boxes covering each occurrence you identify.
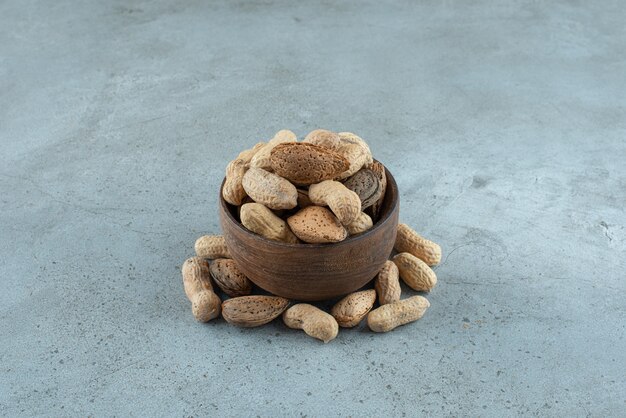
[219,164,399,301]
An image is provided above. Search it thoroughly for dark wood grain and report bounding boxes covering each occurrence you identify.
[219,166,399,301]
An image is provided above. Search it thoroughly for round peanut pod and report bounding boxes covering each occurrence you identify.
[221,295,290,327]
[331,289,377,328]
[393,252,437,292]
[308,180,361,225]
[375,260,401,305]
[394,224,442,266]
[209,259,253,297]
[283,304,339,343]
[181,257,221,322]
[242,167,298,210]
[194,235,231,259]
[367,295,430,333]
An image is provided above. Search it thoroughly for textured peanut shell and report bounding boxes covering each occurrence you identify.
[343,169,382,210]
[345,212,373,235]
[283,304,339,343]
[240,203,299,243]
[181,257,221,322]
[375,260,401,305]
[195,235,231,259]
[286,206,347,244]
[394,224,442,266]
[367,296,430,333]
[331,289,377,328]
[222,159,248,205]
[269,142,350,186]
[367,161,387,221]
[338,132,373,165]
[191,291,222,322]
[335,143,369,180]
[242,167,298,210]
[393,252,438,291]
[209,258,253,297]
[302,129,341,150]
[221,295,290,327]
[182,256,214,298]
[222,142,265,205]
[308,180,361,225]
[249,130,297,170]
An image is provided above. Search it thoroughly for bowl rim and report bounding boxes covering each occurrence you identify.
[219,163,399,249]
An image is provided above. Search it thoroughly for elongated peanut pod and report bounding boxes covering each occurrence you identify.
[394,224,441,266]
[393,252,437,291]
[181,257,221,322]
[240,203,299,243]
[194,235,231,259]
[222,159,247,205]
[367,296,430,332]
[242,167,298,210]
[283,304,339,343]
[375,260,401,305]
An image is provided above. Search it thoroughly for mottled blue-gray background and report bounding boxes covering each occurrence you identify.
[1,1,624,416]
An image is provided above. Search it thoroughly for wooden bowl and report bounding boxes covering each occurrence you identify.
[219,166,399,301]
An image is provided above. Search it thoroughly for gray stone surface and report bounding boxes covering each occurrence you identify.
[1,0,625,416]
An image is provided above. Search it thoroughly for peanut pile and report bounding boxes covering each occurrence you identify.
[181,129,442,342]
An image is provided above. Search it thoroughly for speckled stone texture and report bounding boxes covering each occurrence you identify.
[0,0,625,416]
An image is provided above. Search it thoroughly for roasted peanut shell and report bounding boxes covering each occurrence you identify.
[375,260,401,305]
[194,235,231,259]
[240,203,299,243]
[394,224,442,266]
[283,304,339,343]
[242,167,298,210]
[393,252,437,291]
[367,295,430,333]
